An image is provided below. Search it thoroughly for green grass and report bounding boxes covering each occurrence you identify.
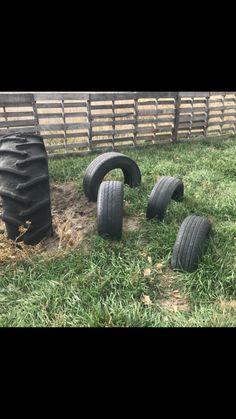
[1,136,236,327]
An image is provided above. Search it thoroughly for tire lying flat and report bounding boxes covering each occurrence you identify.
[83,152,141,202]
[0,132,53,245]
[146,176,184,221]
[97,181,124,240]
[171,215,212,273]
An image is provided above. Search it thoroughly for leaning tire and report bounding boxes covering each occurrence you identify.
[171,215,212,273]
[83,152,141,202]
[97,181,124,240]
[0,132,53,245]
[146,176,184,221]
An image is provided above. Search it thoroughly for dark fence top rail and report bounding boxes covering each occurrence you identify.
[1,92,236,105]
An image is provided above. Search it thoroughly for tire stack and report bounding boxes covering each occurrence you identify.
[0,132,53,245]
[83,152,141,240]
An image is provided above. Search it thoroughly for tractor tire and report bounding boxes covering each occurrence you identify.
[146,176,184,221]
[0,132,53,245]
[97,181,124,240]
[171,215,212,273]
[83,152,141,202]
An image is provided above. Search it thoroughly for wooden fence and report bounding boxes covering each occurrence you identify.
[0,92,236,158]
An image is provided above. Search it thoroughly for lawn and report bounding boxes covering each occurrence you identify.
[0,136,236,327]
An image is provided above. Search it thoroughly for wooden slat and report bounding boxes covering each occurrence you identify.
[46,141,88,151]
[0,111,34,118]
[0,119,36,127]
[92,119,136,127]
[138,109,175,116]
[36,101,88,109]
[33,93,90,101]
[179,92,210,97]
[91,111,135,119]
[39,122,90,131]
[90,92,178,101]
[92,129,135,137]
[208,121,236,127]
[90,103,134,110]
[179,122,207,129]
[36,102,65,109]
[37,112,63,118]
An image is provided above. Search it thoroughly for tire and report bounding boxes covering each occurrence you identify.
[97,181,124,240]
[146,176,184,221]
[171,215,212,273]
[0,132,53,245]
[83,152,141,202]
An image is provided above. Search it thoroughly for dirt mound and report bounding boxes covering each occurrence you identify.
[0,182,96,263]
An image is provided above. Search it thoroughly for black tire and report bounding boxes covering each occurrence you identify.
[171,215,212,273]
[97,181,124,240]
[83,152,141,202]
[0,132,53,245]
[146,176,184,221]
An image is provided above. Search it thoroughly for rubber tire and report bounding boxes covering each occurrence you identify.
[146,176,184,221]
[171,215,212,273]
[83,152,141,202]
[0,132,53,245]
[97,181,124,240]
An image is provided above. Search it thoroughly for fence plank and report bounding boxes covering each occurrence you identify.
[1,92,236,157]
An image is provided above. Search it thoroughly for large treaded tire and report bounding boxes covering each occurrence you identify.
[83,152,141,202]
[146,176,184,221]
[97,181,124,240]
[0,132,53,245]
[171,215,212,273]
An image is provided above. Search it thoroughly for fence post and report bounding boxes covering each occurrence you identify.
[187,97,194,140]
[220,92,226,136]
[61,99,67,150]
[32,100,39,134]
[3,105,9,134]
[87,94,92,151]
[111,100,116,150]
[204,94,210,137]
[234,94,236,135]
[133,98,138,147]
[172,92,181,142]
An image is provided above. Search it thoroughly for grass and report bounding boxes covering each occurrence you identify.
[0,136,236,327]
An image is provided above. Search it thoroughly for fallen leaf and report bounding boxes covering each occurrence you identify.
[155,263,163,271]
[147,256,152,264]
[143,268,151,277]
[142,295,152,305]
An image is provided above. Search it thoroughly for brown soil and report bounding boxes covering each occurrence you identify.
[123,216,140,231]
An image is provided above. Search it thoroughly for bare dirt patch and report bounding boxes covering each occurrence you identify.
[158,268,189,312]
[123,216,140,232]
[0,182,96,263]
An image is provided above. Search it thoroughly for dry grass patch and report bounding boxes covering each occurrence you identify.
[158,268,189,313]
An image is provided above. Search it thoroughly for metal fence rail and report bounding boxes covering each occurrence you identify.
[0,92,235,158]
